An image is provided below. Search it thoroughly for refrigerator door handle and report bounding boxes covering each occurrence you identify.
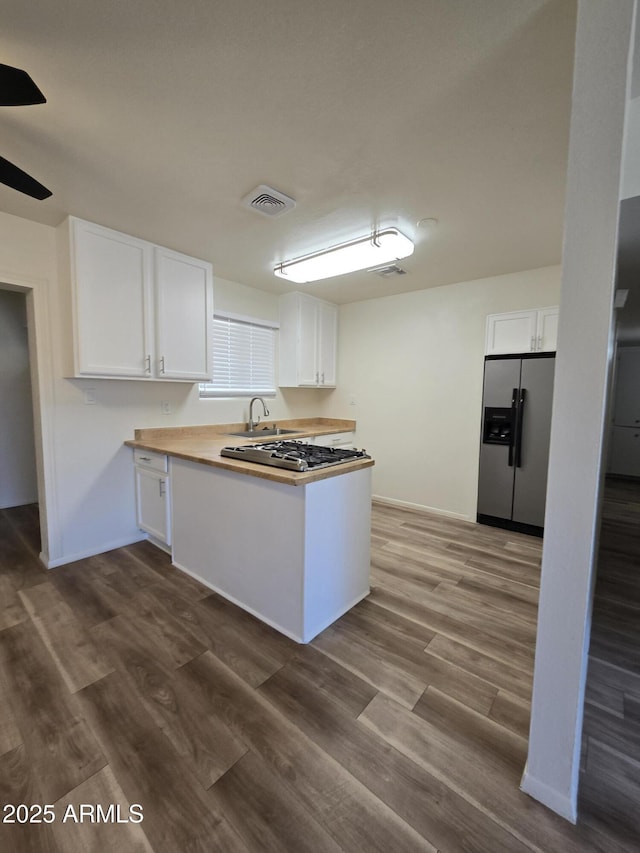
[515,388,527,467]
[508,388,518,467]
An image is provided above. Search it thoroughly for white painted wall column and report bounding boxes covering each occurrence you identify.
[522,0,636,821]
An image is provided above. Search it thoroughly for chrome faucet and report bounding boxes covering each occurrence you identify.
[248,396,269,431]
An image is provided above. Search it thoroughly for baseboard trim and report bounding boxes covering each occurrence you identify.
[44,533,147,568]
[520,768,577,823]
[372,494,470,521]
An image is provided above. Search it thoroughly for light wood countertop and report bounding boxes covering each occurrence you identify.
[125,418,373,486]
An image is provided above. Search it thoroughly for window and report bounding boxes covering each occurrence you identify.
[199,311,277,398]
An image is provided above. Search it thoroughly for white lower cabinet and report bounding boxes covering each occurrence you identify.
[612,347,640,427]
[134,450,171,546]
[609,426,640,477]
[607,348,640,477]
[171,458,371,643]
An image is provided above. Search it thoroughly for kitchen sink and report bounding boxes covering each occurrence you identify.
[226,428,300,437]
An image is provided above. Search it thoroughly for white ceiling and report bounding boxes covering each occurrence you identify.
[0,0,576,304]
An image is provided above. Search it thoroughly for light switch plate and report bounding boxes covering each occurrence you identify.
[83,389,96,405]
[161,401,171,415]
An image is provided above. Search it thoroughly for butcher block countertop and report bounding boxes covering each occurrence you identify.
[124,418,374,486]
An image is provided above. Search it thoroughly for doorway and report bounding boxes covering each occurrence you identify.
[0,278,54,564]
[578,196,640,841]
[0,289,38,511]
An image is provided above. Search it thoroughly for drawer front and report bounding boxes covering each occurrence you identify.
[134,448,168,472]
[317,432,355,447]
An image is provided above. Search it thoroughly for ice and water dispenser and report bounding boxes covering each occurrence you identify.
[482,407,513,445]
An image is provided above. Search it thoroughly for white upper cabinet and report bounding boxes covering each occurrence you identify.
[485,307,559,355]
[71,219,153,377]
[296,292,320,386]
[536,306,559,353]
[317,299,337,387]
[66,217,213,381]
[278,292,338,388]
[153,246,213,381]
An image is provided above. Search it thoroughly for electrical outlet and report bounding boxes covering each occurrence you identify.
[83,389,96,405]
[349,394,357,406]
[161,401,171,415]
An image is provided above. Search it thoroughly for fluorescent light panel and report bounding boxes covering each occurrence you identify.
[274,228,414,284]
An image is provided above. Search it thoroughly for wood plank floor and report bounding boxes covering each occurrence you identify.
[0,500,632,852]
[580,476,640,848]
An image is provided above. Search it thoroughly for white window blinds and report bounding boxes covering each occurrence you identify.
[199,312,277,398]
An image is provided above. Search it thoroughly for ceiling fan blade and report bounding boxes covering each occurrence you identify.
[0,156,52,199]
[0,63,46,106]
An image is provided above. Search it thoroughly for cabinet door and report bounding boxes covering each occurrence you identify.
[485,311,537,355]
[154,247,213,381]
[318,301,337,386]
[297,294,320,386]
[135,467,171,545]
[72,219,153,377]
[613,347,640,426]
[536,307,559,352]
[609,426,640,476]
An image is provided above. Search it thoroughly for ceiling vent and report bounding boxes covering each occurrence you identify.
[242,184,296,217]
[368,263,407,278]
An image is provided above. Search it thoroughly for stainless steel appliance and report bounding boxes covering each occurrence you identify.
[477,353,555,536]
[220,440,370,472]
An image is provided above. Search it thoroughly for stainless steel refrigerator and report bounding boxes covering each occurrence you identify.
[477,353,555,536]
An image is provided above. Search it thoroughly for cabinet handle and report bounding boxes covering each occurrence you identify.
[160,356,166,374]
[159,479,166,497]
[530,336,536,352]
[315,371,319,384]
[145,355,151,373]
[139,456,151,462]
[321,372,325,384]
[537,335,542,351]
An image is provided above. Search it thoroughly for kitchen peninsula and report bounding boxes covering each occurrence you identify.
[125,419,374,643]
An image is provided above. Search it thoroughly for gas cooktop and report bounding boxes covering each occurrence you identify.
[220,440,370,472]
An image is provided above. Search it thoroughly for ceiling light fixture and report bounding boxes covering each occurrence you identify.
[274,228,414,284]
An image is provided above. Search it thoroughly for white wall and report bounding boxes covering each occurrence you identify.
[522,0,635,822]
[0,211,323,566]
[321,266,561,519]
[0,290,38,508]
